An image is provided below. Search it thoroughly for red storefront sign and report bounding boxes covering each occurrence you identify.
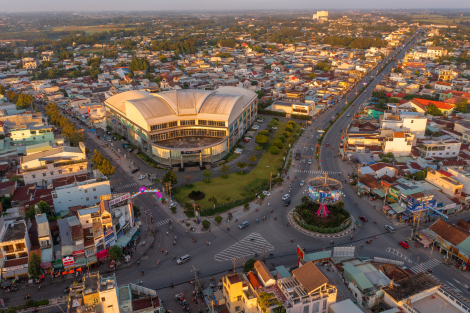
[62,256,75,267]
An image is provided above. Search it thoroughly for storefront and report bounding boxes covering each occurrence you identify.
[2,265,28,279]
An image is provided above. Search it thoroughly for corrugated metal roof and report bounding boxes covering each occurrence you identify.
[275,266,291,278]
[304,251,331,262]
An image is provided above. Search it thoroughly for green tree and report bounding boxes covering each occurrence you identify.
[315,61,331,71]
[243,258,256,273]
[426,104,443,116]
[273,140,283,149]
[162,170,178,185]
[236,162,248,173]
[248,155,257,165]
[28,252,41,279]
[307,72,317,79]
[214,216,222,223]
[455,97,468,113]
[220,165,230,178]
[36,201,51,215]
[0,84,5,95]
[133,205,141,218]
[203,170,212,183]
[202,220,211,228]
[255,135,269,145]
[129,58,149,71]
[16,93,34,110]
[25,207,36,220]
[108,245,122,260]
[98,159,115,175]
[270,146,280,155]
[255,90,265,99]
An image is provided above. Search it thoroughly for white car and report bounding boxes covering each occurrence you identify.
[300,180,305,186]
[282,194,290,201]
[257,119,264,123]
[252,125,259,129]
[138,175,146,180]
[272,127,278,130]
[234,149,243,154]
[347,114,350,117]
[263,191,271,197]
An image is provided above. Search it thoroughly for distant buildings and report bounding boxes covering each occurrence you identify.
[313,11,328,21]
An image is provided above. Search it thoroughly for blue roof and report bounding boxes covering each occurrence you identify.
[275,266,291,278]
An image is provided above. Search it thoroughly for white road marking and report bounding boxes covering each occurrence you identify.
[385,247,412,263]
[214,232,274,262]
[410,258,441,273]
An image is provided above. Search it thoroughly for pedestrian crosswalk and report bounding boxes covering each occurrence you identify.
[410,258,441,274]
[295,170,342,175]
[114,183,138,191]
[214,232,274,262]
[150,218,173,229]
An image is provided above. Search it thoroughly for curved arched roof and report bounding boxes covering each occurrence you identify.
[105,88,257,131]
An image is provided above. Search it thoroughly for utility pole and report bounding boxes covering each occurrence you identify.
[192,265,202,311]
[263,245,266,263]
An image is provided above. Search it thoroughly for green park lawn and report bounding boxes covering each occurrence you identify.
[174,122,300,211]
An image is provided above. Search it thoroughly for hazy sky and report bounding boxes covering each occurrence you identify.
[4,0,470,12]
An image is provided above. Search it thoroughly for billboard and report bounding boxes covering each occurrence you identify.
[308,186,341,203]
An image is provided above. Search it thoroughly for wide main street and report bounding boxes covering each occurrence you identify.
[10,30,470,308]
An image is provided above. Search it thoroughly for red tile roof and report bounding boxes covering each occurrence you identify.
[412,98,453,110]
[437,170,452,177]
[442,160,467,166]
[247,271,263,289]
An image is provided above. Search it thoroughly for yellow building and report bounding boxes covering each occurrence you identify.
[222,272,258,313]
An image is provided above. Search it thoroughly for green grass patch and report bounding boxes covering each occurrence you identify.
[174,122,300,211]
[226,153,239,162]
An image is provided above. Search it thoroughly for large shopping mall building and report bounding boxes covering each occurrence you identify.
[104,87,258,167]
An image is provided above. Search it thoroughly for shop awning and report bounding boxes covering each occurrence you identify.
[372,189,386,197]
[394,206,406,214]
[74,258,87,267]
[14,268,28,276]
[2,270,15,278]
[383,206,391,211]
[87,256,98,265]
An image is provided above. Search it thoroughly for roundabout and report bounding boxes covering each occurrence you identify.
[289,174,355,237]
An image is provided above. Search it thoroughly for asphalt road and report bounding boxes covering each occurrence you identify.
[12,31,470,308]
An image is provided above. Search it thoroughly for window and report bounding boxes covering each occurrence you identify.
[303,305,310,313]
[93,188,96,191]
[79,166,84,170]
[58,170,62,174]
[69,168,73,172]
[53,193,57,198]
[312,302,320,313]
[169,121,177,127]
[323,300,327,310]
[42,173,46,177]
[151,123,168,131]
[33,137,36,140]
[180,120,195,126]
[237,296,241,301]
[32,174,36,178]
[42,136,45,139]
[85,189,88,193]
[86,197,89,201]
[198,120,208,125]
[94,196,97,199]
[235,306,240,312]
[50,171,54,175]
[411,120,414,123]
